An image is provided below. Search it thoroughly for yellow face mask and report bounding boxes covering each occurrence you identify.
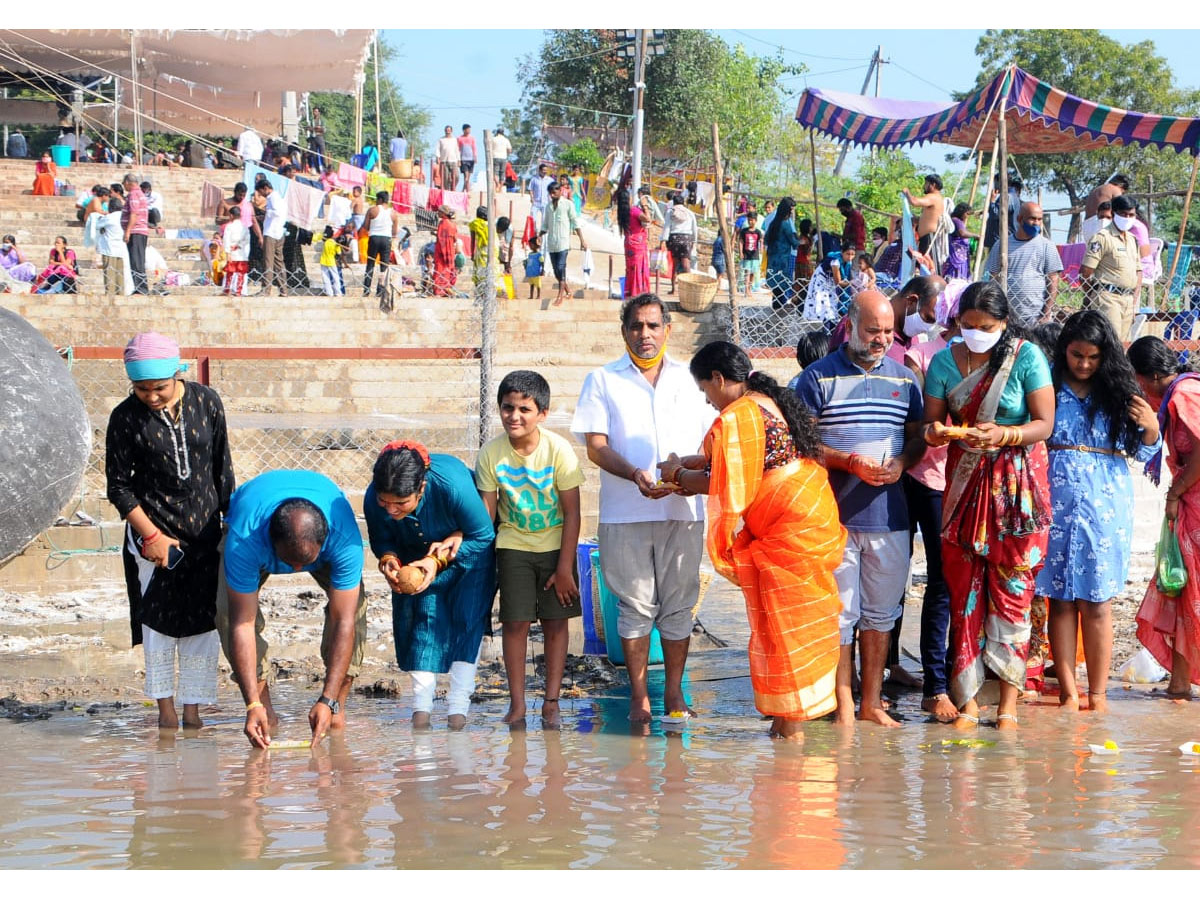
[626,337,668,370]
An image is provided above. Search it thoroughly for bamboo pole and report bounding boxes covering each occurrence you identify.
[480,129,497,448]
[1148,174,1155,308]
[973,138,999,281]
[809,130,824,265]
[1165,154,1200,295]
[967,149,984,215]
[373,32,382,172]
[711,122,740,344]
[998,73,1009,294]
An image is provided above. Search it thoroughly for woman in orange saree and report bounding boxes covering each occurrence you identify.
[32,152,56,196]
[659,341,846,741]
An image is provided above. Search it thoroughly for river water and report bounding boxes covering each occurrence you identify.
[2,667,1199,869]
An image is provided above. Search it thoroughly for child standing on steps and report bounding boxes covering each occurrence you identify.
[524,234,543,300]
[319,225,345,296]
[475,370,583,729]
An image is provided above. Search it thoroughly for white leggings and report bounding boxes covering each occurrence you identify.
[142,625,219,704]
[410,661,478,716]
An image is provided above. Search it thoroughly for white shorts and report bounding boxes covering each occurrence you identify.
[833,530,910,644]
[142,625,220,704]
[598,520,704,641]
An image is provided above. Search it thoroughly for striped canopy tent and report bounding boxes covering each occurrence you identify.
[796,65,1200,156]
[795,65,1200,289]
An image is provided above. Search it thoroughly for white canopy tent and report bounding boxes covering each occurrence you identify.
[0,29,374,137]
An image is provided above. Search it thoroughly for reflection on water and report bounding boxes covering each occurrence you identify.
[1,683,1198,869]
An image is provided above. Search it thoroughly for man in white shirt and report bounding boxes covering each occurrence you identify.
[490,128,512,192]
[237,128,264,164]
[257,180,288,296]
[436,125,460,192]
[529,163,554,220]
[571,294,713,726]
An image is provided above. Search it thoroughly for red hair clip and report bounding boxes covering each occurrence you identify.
[380,439,431,469]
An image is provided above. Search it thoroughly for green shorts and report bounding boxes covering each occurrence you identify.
[497,548,581,623]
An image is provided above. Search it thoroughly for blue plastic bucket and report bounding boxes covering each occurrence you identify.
[591,547,664,666]
[49,144,71,168]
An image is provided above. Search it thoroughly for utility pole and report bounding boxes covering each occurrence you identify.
[832,46,882,176]
[629,29,648,198]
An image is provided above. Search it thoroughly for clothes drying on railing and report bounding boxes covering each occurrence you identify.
[1056,242,1086,287]
[1165,243,1196,300]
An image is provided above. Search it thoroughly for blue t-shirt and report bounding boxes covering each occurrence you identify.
[524,251,543,278]
[223,469,363,593]
[795,347,923,531]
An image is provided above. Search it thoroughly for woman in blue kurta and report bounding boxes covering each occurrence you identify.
[1035,311,1160,713]
[364,440,495,729]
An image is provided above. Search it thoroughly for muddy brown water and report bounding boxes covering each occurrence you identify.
[2,668,1200,869]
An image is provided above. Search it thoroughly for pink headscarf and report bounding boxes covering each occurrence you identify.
[123,332,181,382]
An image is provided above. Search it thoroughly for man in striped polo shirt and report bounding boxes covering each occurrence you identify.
[796,291,926,728]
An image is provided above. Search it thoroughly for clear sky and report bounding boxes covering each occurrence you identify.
[383,28,1200,239]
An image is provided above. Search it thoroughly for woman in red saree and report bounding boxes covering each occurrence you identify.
[616,173,659,299]
[1129,335,1200,699]
[658,341,845,741]
[432,205,458,296]
[922,282,1055,731]
[32,152,56,196]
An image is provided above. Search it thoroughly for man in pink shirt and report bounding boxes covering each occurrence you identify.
[121,173,151,294]
[457,124,477,192]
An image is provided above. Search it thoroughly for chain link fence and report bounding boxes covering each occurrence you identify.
[63,346,484,527]
[705,240,1200,362]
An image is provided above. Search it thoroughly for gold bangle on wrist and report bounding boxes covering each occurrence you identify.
[246,701,264,712]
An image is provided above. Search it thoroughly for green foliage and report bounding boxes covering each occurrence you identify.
[968,30,1200,235]
[555,138,604,174]
[499,107,541,168]
[517,30,801,177]
[309,36,430,162]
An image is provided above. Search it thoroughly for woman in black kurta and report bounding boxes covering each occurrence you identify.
[106,333,235,728]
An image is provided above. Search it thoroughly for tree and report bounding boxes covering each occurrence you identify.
[967,30,1200,239]
[556,138,605,174]
[308,36,430,163]
[517,30,799,178]
[498,106,541,171]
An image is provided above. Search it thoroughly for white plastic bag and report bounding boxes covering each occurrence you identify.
[1118,647,1169,684]
[582,248,594,276]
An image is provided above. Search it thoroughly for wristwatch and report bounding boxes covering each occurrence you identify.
[316,694,340,715]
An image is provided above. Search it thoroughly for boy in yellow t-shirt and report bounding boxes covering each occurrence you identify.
[475,370,583,728]
[318,225,344,296]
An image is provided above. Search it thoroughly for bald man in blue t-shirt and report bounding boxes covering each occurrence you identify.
[216,469,365,748]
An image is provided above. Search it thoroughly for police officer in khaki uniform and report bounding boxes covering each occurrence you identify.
[1080,194,1142,340]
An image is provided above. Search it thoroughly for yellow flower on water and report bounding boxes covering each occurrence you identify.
[1103,739,1119,751]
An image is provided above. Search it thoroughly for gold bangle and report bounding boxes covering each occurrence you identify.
[1011,427,1022,446]
[246,701,264,712]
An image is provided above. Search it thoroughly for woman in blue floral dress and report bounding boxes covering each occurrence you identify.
[1036,311,1161,712]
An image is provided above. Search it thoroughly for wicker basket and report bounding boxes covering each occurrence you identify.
[676,272,718,313]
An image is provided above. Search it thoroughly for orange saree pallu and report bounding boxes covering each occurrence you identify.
[706,396,846,720]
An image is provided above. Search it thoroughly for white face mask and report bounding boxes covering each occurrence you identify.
[872,237,883,247]
[961,327,1003,353]
[1112,215,1135,232]
[905,311,935,337]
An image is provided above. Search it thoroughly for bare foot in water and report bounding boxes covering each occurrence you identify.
[772,718,805,743]
[1087,692,1108,714]
[922,694,958,723]
[628,696,652,724]
[502,702,527,725]
[181,704,203,730]
[953,700,981,730]
[1059,693,1080,712]
[996,713,1019,732]
[540,698,561,730]
[1166,677,1194,702]
[412,711,432,731]
[859,705,901,728]
[447,714,467,731]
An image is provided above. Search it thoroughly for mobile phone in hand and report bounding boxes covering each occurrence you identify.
[136,535,185,569]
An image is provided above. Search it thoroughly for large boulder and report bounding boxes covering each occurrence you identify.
[0,308,91,566]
